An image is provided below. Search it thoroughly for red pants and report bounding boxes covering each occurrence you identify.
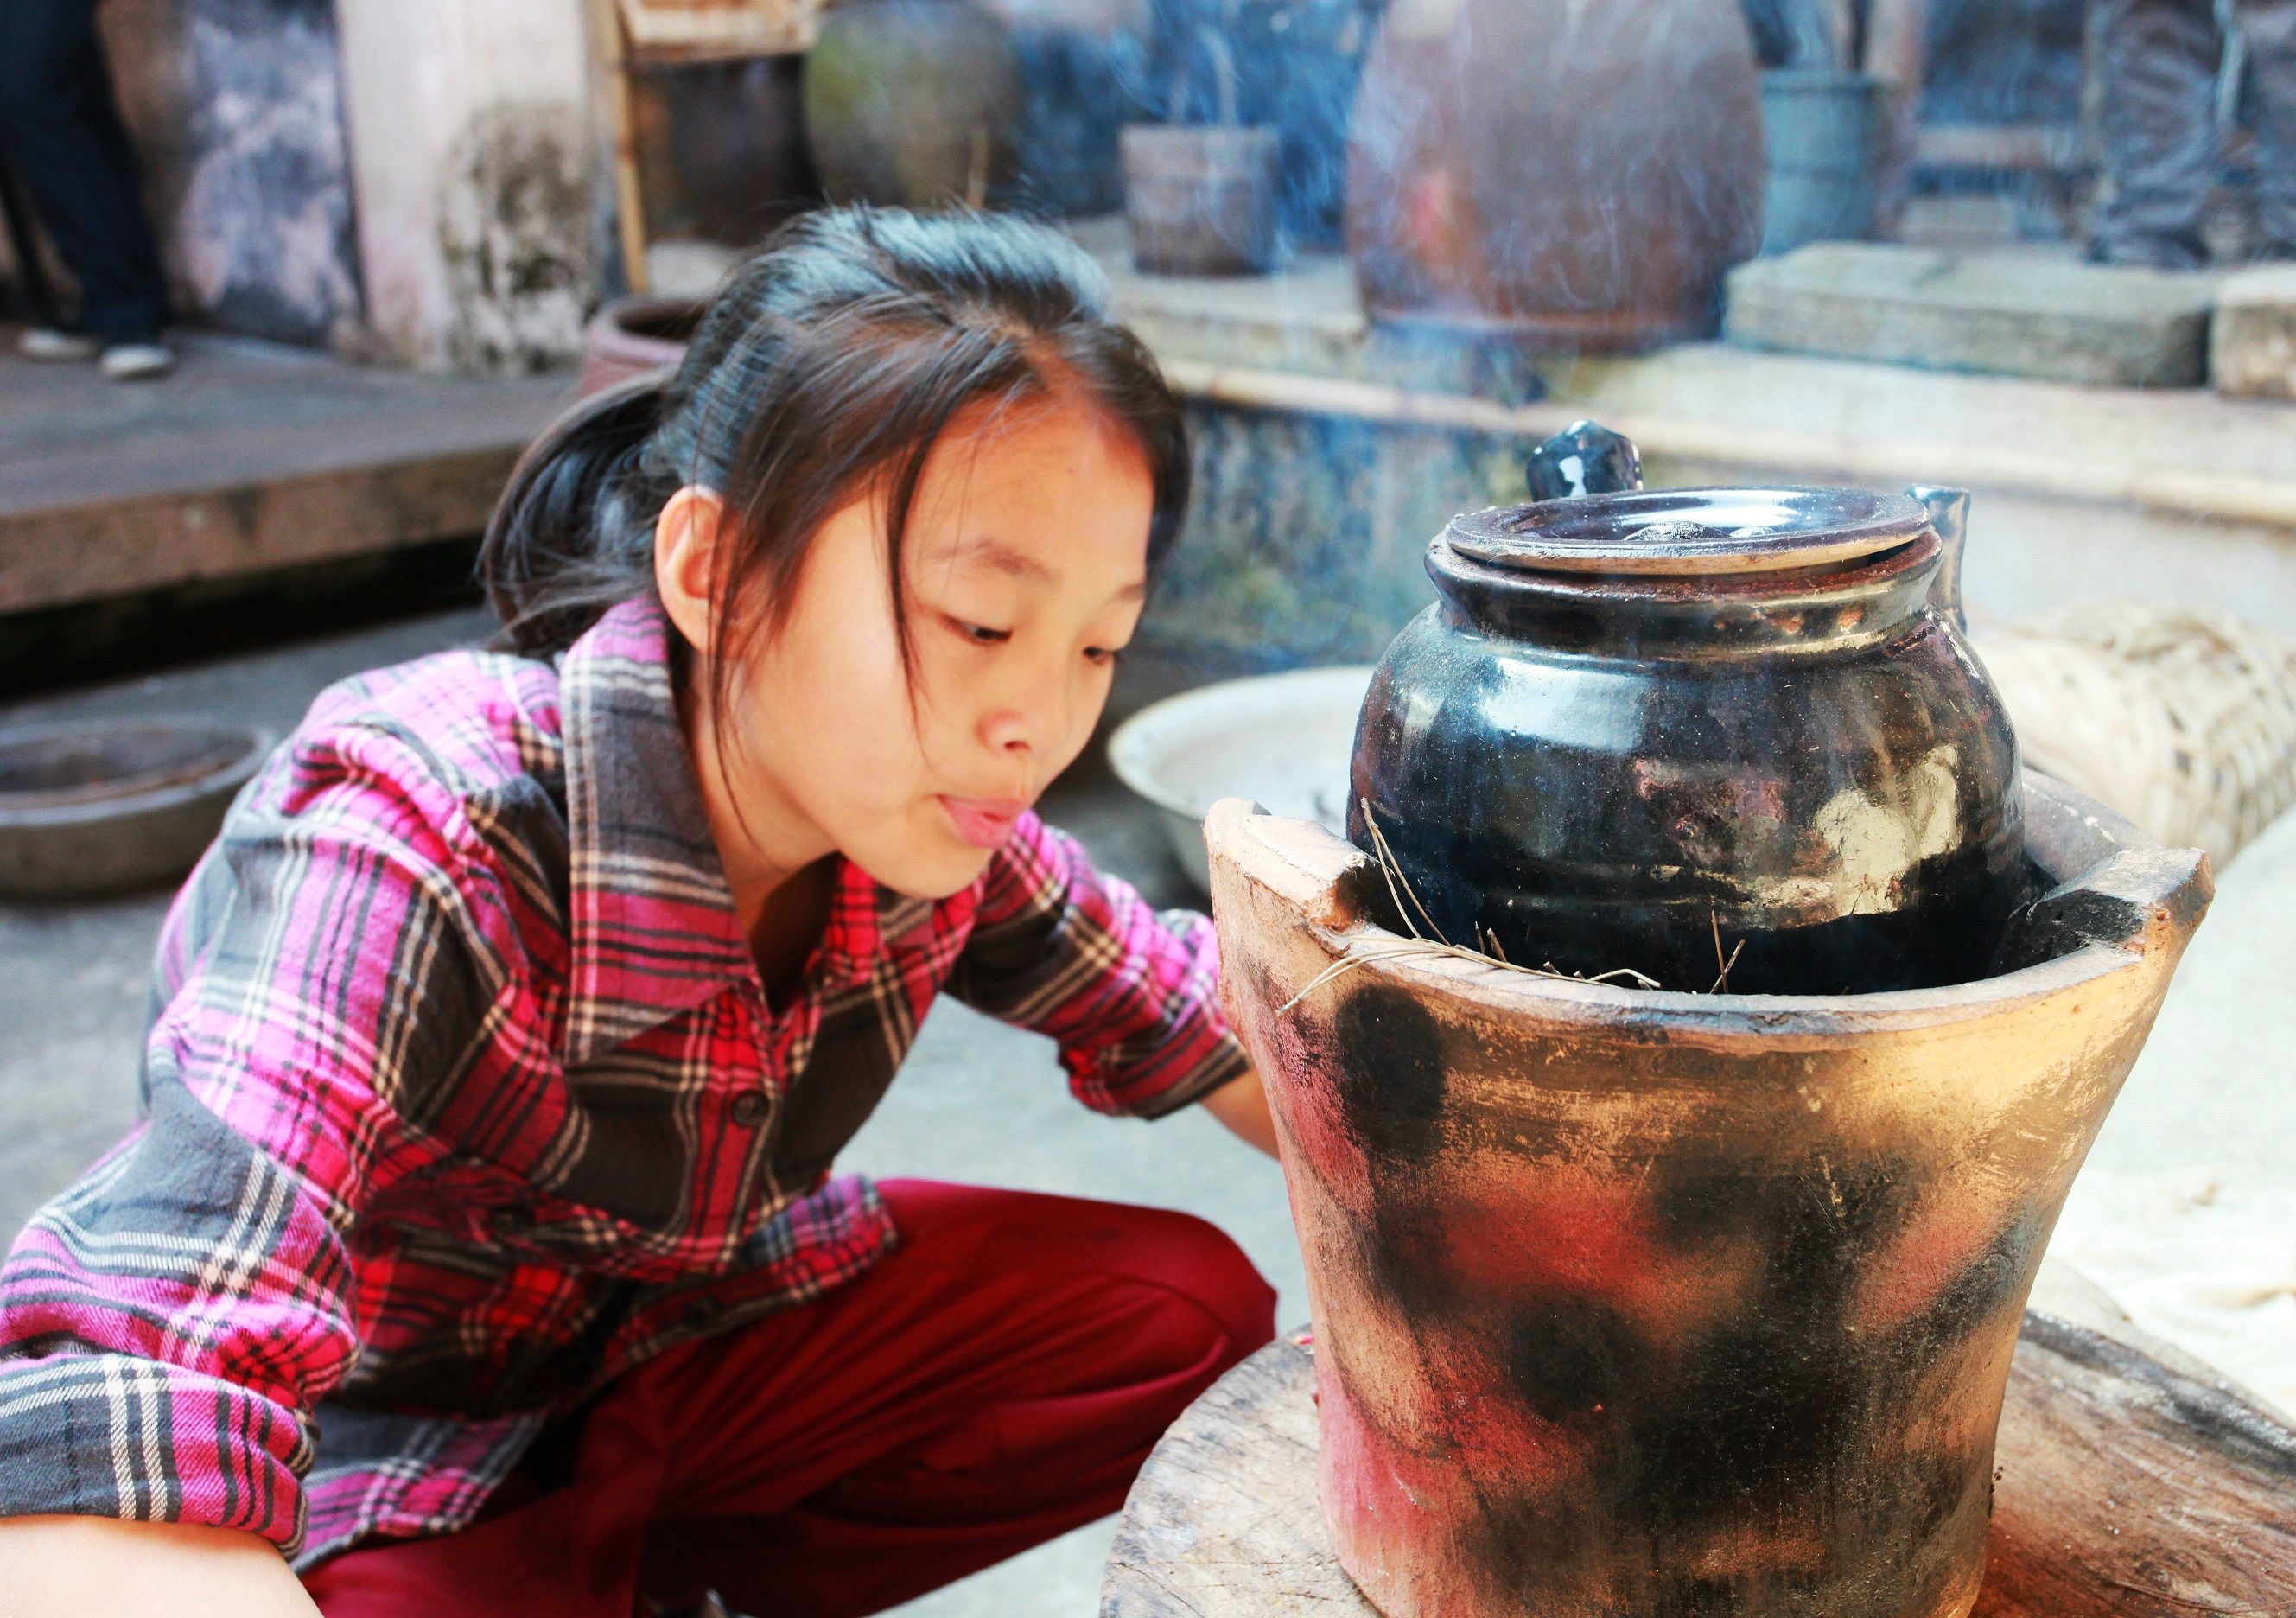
[303,1182,1275,1618]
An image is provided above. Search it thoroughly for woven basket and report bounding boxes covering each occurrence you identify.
[1975,602,2296,869]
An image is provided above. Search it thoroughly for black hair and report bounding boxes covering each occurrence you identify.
[478,205,1191,713]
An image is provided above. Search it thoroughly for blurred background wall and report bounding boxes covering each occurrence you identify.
[99,0,363,347]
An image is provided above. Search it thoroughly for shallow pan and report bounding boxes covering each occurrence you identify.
[0,717,274,901]
[1106,666,1372,892]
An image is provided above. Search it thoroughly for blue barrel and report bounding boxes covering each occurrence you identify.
[1759,68,1886,254]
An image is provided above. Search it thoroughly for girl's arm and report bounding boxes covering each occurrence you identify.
[1199,1067,1280,1156]
[0,733,509,1569]
[945,814,1258,1123]
[0,1517,321,1616]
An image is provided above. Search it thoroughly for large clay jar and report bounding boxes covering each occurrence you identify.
[1351,484,2022,996]
[804,0,1024,207]
[1208,780,2210,1618]
[1345,0,1765,347]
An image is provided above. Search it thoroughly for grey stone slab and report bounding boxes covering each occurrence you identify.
[1726,243,2220,386]
[2212,266,2296,403]
[0,330,569,613]
[0,889,170,1241]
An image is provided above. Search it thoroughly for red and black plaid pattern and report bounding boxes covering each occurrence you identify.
[0,598,1246,1566]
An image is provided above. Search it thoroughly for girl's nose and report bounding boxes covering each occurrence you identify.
[980,708,1039,757]
[981,679,1079,762]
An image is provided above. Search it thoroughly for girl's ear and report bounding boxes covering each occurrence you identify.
[655,487,728,655]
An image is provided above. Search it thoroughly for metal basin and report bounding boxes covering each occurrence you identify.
[0,717,273,900]
[1106,666,1372,892]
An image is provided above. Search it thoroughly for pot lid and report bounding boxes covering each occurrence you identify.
[1447,487,1934,576]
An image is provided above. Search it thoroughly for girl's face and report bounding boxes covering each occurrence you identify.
[665,392,1156,902]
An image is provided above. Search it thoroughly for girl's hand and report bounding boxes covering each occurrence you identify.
[0,1515,322,1617]
[1201,1067,1281,1157]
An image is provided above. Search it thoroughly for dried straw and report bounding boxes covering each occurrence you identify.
[1277,802,1699,1015]
[1710,911,1745,996]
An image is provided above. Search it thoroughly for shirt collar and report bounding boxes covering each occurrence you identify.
[818,862,943,987]
[557,597,757,1066]
[555,597,952,1061]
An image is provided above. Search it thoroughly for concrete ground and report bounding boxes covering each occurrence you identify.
[0,608,1303,1616]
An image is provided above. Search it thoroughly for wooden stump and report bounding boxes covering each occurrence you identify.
[1103,1316,2296,1618]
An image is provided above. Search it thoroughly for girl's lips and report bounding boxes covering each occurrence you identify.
[938,796,1027,849]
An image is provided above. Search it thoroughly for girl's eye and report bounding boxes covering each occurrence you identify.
[1085,646,1126,667]
[951,618,1010,647]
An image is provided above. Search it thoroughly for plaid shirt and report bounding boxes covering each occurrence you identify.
[0,598,1244,1568]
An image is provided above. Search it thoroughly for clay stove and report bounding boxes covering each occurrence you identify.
[1207,446,2211,1617]
[1212,786,2206,1617]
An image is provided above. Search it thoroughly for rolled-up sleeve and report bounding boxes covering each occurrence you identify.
[945,814,1250,1118]
[0,732,507,1557]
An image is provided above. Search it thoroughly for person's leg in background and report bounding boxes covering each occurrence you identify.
[2241,0,2296,256]
[2089,0,2227,267]
[302,1182,1277,1618]
[0,0,171,372]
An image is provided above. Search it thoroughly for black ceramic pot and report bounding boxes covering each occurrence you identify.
[1349,462,2024,997]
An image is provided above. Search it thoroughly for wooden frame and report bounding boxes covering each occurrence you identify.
[590,0,824,296]
[618,0,821,55]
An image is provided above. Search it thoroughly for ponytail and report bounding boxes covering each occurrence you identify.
[479,370,673,657]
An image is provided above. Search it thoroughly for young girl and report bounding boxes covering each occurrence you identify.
[0,207,1281,1617]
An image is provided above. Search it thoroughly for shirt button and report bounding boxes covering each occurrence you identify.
[490,1206,531,1236]
[730,1091,769,1129]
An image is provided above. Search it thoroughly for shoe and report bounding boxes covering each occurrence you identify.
[99,340,173,380]
[2083,231,2210,271]
[18,327,100,362]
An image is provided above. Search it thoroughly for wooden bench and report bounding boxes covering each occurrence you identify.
[1103,1317,2296,1617]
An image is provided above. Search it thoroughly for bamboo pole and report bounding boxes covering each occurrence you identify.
[591,0,652,296]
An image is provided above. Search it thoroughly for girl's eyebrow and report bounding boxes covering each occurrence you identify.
[942,535,1148,602]
[954,535,1055,583]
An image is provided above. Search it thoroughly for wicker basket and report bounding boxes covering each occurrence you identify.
[1975,602,2296,869]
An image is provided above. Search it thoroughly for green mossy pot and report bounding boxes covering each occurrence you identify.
[802,0,1024,208]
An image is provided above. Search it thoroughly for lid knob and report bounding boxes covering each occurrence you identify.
[1525,419,1645,502]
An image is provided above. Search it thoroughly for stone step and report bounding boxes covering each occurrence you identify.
[0,330,570,616]
[2214,266,2296,402]
[1723,243,2222,388]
